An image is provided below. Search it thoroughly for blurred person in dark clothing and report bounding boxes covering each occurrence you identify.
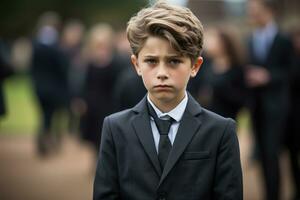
[114,30,132,69]
[187,53,213,108]
[285,27,300,200]
[31,12,70,156]
[205,27,246,119]
[113,65,147,111]
[246,0,293,199]
[113,30,147,111]
[0,40,14,117]
[80,23,121,153]
[60,19,86,134]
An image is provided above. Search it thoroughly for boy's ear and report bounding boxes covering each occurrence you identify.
[190,56,203,78]
[131,54,142,76]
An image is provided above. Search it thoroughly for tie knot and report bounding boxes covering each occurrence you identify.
[156,117,174,135]
[147,103,174,135]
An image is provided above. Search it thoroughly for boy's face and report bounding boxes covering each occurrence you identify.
[131,36,202,108]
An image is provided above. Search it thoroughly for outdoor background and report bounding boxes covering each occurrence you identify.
[0,0,299,199]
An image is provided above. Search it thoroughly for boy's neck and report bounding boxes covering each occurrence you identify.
[148,92,186,113]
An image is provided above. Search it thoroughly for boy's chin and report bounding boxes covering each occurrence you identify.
[150,92,178,103]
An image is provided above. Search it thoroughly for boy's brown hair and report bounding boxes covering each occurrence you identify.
[126,1,204,62]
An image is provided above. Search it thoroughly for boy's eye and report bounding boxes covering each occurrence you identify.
[169,59,182,65]
[144,59,157,65]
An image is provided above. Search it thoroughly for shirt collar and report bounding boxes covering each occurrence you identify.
[265,21,278,42]
[147,91,188,122]
[254,21,278,39]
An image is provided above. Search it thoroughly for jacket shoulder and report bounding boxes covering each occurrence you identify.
[105,108,136,125]
[201,107,236,127]
[102,108,143,140]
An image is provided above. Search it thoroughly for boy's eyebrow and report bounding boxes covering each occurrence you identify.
[165,55,183,59]
[143,54,182,58]
[143,55,157,58]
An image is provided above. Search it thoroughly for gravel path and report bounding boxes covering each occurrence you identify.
[0,130,293,200]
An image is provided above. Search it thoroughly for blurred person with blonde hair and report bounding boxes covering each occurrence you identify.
[80,23,122,153]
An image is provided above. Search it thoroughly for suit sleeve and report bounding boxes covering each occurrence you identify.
[268,37,292,87]
[93,116,120,200]
[213,119,243,200]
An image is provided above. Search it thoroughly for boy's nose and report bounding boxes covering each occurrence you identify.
[156,64,169,80]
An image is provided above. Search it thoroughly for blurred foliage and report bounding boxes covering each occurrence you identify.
[0,0,148,38]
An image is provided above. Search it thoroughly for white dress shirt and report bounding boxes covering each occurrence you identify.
[147,92,188,153]
[253,21,278,62]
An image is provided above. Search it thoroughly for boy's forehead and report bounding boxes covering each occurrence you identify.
[139,36,181,56]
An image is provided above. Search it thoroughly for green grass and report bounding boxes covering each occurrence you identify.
[237,108,251,135]
[0,74,40,135]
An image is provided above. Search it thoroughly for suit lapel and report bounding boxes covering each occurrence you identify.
[158,94,202,187]
[265,33,279,65]
[132,97,162,176]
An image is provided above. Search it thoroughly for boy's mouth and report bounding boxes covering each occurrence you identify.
[154,85,173,91]
[154,84,172,88]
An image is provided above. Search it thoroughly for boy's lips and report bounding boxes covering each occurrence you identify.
[153,85,173,90]
[154,85,172,88]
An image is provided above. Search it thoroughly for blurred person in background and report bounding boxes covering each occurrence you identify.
[246,0,292,199]
[285,27,300,200]
[113,30,146,111]
[0,39,14,118]
[205,26,246,120]
[114,30,132,68]
[187,51,213,108]
[31,12,70,156]
[187,26,215,108]
[80,23,122,154]
[60,19,86,135]
[10,37,32,73]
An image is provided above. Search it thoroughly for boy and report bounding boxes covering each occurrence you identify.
[94,1,243,199]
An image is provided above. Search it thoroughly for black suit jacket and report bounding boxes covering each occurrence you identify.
[31,41,69,105]
[94,94,243,200]
[248,32,292,112]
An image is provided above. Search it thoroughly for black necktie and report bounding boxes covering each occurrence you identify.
[148,103,174,169]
